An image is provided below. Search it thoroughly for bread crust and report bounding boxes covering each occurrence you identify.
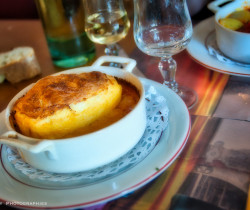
[0,47,41,83]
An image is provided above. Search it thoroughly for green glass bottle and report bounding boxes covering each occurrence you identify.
[35,0,96,68]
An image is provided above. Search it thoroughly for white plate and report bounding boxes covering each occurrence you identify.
[0,78,190,210]
[187,17,250,77]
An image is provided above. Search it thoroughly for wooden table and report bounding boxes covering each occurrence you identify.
[0,19,249,210]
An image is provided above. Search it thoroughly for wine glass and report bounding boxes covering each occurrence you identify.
[83,0,130,57]
[133,0,197,108]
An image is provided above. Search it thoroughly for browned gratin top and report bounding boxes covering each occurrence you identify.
[12,71,115,119]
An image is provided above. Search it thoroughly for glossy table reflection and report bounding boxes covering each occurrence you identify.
[0,19,249,210]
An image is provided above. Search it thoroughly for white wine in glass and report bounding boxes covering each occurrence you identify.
[134,0,197,109]
[84,0,130,56]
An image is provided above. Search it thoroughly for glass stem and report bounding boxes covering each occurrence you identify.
[104,44,119,56]
[105,44,122,68]
[158,57,178,92]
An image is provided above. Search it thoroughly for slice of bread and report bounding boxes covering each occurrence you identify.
[0,47,41,83]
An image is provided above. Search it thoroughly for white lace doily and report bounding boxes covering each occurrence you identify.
[5,84,169,187]
[205,31,250,68]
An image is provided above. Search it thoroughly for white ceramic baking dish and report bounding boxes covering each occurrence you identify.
[208,0,250,64]
[0,56,147,173]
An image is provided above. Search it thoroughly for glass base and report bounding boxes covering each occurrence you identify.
[177,86,198,109]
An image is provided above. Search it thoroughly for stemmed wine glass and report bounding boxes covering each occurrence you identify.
[83,0,130,57]
[134,0,197,108]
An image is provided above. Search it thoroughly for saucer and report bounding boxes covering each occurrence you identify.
[187,17,250,77]
[2,83,169,189]
[0,78,190,209]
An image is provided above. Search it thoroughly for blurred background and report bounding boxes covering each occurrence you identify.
[0,0,213,21]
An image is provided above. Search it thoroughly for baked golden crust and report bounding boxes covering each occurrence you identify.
[11,71,122,139]
[67,79,140,137]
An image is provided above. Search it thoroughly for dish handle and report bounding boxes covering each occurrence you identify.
[92,56,137,73]
[0,131,57,159]
[207,0,233,13]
